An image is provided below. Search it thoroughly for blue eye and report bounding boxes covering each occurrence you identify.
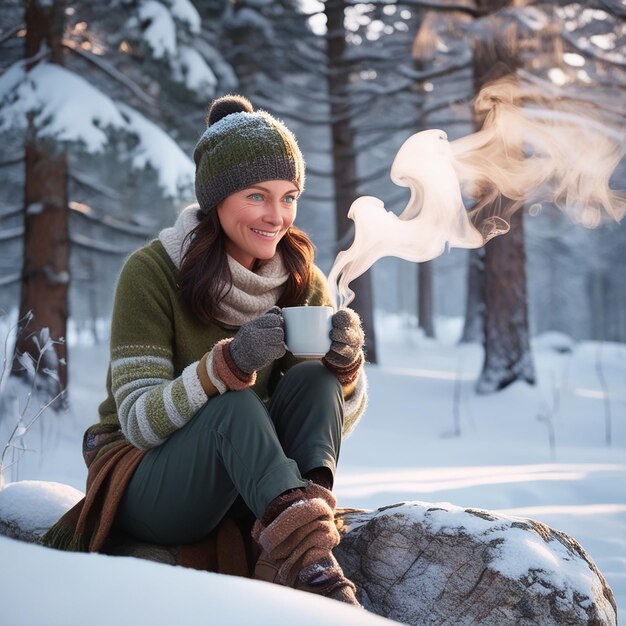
[249,193,263,201]
[283,195,297,204]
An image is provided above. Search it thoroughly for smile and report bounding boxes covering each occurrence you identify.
[250,228,279,239]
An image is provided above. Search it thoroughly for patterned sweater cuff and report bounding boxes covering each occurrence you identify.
[198,351,222,395]
[322,350,364,385]
[210,338,257,393]
[342,367,368,438]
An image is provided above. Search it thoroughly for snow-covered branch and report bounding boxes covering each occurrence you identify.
[0,61,194,198]
[0,272,20,287]
[0,204,21,220]
[0,226,23,242]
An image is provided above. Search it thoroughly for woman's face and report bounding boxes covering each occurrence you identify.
[217,179,299,270]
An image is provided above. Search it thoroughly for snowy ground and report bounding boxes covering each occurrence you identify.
[0,314,624,624]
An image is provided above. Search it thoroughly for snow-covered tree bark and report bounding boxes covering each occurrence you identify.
[13,0,69,400]
[477,209,535,392]
[472,1,535,392]
[460,247,485,343]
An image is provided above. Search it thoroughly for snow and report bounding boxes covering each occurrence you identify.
[138,0,177,59]
[114,104,194,197]
[168,0,201,34]
[372,500,609,619]
[0,481,82,535]
[0,313,624,623]
[129,1,213,95]
[0,62,194,198]
[173,45,218,98]
[0,63,127,151]
[0,535,393,626]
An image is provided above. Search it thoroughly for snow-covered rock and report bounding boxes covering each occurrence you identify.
[335,502,617,626]
[0,480,83,542]
[0,481,617,626]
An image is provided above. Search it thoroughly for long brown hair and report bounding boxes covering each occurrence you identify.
[178,207,315,325]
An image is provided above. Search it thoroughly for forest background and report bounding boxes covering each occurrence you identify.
[0,0,625,404]
[0,1,625,623]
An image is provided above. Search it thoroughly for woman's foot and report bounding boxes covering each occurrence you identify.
[252,483,360,606]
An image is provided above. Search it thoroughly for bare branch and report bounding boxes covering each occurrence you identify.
[560,30,626,70]
[345,0,478,15]
[396,55,472,81]
[62,38,156,107]
[69,170,121,201]
[596,0,626,19]
[0,156,25,168]
[0,22,24,46]
[70,204,155,237]
[70,232,140,255]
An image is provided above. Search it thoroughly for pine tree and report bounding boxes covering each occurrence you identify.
[0,0,234,401]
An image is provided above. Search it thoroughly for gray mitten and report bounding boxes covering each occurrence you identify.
[228,306,286,375]
[323,308,364,369]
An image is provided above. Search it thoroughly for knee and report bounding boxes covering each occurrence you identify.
[197,388,270,431]
[284,361,342,396]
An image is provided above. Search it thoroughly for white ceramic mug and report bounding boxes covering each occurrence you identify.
[282,306,333,358]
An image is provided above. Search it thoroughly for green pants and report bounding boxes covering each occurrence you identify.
[115,361,344,545]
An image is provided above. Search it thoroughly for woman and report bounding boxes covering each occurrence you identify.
[45,95,367,605]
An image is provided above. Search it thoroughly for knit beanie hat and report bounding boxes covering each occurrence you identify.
[194,95,305,214]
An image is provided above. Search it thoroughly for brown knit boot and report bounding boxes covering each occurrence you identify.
[252,483,360,606]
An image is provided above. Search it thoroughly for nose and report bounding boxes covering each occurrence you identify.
[262,200,282,226]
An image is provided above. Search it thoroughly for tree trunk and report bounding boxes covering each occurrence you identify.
[12,0,69,401]
[325,0,377,363]
[418,261,435,338]
[472,0,535,391]
[460,248,485,343]
[477,209,535,392]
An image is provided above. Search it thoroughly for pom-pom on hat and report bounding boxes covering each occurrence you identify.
[193,94,305,214]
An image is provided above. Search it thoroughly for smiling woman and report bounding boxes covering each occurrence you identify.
[217,181,299,270]
[43,94,368,608]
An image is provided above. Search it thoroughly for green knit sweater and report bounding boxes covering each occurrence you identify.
[89,239,367,452]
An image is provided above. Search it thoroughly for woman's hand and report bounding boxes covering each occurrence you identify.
[228,306,286,375]
[323,308,364,369]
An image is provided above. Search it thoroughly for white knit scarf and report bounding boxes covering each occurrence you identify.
[158,204,290,327]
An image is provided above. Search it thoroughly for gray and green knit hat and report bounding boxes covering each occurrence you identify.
[193,95,305,214]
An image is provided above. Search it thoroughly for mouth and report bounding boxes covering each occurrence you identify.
[250,228,279,239]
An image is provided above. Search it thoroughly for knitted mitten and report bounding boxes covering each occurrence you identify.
[229,306,286,375]
[252,483,360,606]
[202,307,286,393]
[322,308,364,386]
